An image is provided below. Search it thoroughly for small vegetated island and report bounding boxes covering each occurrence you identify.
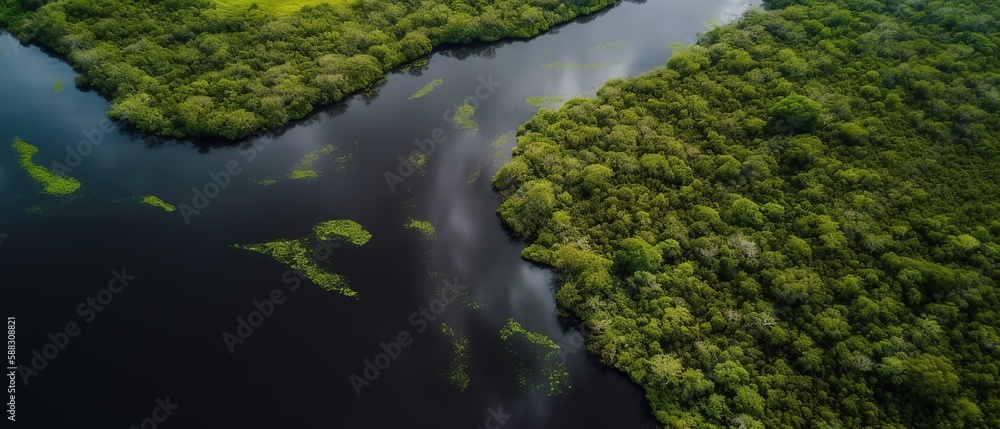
[494,0,999,427]
[0,0,615,139]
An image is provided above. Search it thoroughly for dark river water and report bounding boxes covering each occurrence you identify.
[0,0,755,427]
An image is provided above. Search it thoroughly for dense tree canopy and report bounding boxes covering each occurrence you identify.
[0,0,614,138]
[494,0,1000,427]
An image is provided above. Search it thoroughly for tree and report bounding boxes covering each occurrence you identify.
[769,93,822,134]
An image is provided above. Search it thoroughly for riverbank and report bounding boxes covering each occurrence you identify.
[0,0,614,139]
[494,0,1000,426]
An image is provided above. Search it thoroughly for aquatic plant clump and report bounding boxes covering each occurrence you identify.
[11,138,81,196]
[467,164,483,189]
[141,195,176,212]
[409,78,443,99]
[525,96,565,107]
[236,239,357,298]
[499,318,570,395]
[313,219,372,246]
[452,103,478,131]
[235,219,372,298]
[255,178,277,186]
[405,219,436,238]
[490,133,510,148]
[288,149,322,180]
[407,152,428,175]
[440,323,471,391]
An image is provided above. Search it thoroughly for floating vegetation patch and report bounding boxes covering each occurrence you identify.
[500,318,570,396]
[141,195,175,212]
[53,80,63,94]
[407,152,428,175]
[405,218,435,238]
[525,96,565,107]
[313,219,372,246]
[541,61,620,70]
[254,177,277,186]
[288,148,321,180]
[467,164,483,189]
[12,138,81,196]
[409,78,443,99]
[490,132,510,148]
[436,283,490,310]
[452,102,478,131]
[440,323,470,391]
[591,40,629,50]
[235,219,372,298]
[285,143,351,180]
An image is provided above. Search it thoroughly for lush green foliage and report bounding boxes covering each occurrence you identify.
[0,0,614,139]
[494,0,1000,427]
[11,138,81,195]
[213,0,345,16]
[440,323,470,391]
[409,78,443,100]
[141,195,176,212]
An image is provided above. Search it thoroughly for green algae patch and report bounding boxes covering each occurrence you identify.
[12,138,81,196]
[255,177,277,186]
[405,218,435,238]
[500,318,570,396]
[288,149,321,180]
[452,103,478,131]
[467,164,483,189]
[407,152,428,176]
[440,323,470,391]
[235,219,372,298]
[541,61,620,70]
[141,195,176,212]
[409,78,443,100]
[490,133,510,148]
[525,96,565,107]
[313,219,371,246]
[53,80,63,94]
[321,143,336,154]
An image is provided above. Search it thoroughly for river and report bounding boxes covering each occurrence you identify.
[0,0,756,427]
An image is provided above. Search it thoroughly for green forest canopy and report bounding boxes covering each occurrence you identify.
[493,0,999,427]
[0,0,614,139]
